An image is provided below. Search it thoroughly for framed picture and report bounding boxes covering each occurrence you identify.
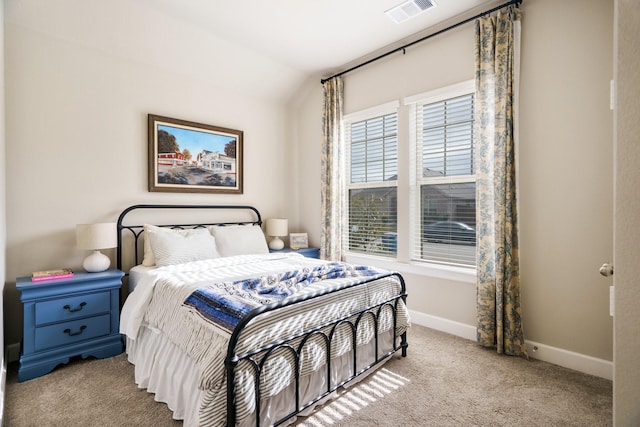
[148,114,243,194]
[289,233,309,250]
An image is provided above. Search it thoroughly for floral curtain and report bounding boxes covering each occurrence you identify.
[320,77,344,261]
[475,5,527,356]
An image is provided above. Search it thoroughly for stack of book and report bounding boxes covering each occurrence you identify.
[31,268,74,282]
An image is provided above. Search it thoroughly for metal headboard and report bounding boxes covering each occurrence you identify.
[116,204,262,273]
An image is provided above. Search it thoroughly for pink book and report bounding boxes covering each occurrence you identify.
[31,269,74,282]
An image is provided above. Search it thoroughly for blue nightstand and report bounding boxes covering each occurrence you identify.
[16,269,124,382]
[269,247,320,259]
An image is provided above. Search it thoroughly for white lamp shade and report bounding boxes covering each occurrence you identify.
[266,218,288,237]
[76,223,117,250]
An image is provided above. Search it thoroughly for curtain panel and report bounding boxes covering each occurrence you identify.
[320,77,345,261]
[475,5,527,356]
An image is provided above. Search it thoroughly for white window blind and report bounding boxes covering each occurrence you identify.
[409,84,476,267]
[345,110,398,257]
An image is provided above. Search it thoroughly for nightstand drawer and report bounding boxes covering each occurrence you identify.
[35,314,111,352]
[35,291,110,325]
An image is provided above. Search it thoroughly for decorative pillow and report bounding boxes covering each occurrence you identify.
[143,224,220,267]
[209,224,269,257]
[143,224,204,265]
[142,224,160,266]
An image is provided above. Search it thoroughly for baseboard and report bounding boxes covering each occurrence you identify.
[408,310,613,380]
[1,349,7,426]
[408,310,477,341]
[525,341,613,381]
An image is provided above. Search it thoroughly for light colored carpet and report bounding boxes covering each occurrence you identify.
[5,325,612,426]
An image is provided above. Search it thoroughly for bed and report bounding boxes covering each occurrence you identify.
[116,204,410,426]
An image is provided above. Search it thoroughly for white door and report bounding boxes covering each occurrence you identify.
[612,1,640,425]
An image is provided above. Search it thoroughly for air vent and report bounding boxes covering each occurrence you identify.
[385,0,437,24]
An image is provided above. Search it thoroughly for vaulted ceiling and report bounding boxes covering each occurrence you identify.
[5,0,502,101]
[140,0,501,75]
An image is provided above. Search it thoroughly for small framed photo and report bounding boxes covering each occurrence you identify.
[289,233,308,250]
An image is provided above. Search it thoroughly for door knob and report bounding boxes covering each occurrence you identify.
[599,263,614,277]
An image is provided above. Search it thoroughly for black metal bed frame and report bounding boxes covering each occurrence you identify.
[116,204,262,272]
[116,204,408,426]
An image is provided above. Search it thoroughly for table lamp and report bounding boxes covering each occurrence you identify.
[76,222,117,272]
[266,218,288,250]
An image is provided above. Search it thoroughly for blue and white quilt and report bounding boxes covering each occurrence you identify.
[183,262,384,333]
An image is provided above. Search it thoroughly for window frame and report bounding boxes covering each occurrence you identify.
[340,83,478,280]
[343,101,399,258]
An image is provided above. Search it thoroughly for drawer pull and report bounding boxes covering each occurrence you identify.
[63,302,87,313]
[63,325,87,336]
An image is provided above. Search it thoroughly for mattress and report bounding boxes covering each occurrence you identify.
[128,265,155,292]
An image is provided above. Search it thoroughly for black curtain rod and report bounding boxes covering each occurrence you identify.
[320,0,522,84]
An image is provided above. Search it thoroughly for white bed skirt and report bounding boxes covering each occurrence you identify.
[126,324,397,426]
[127,325,203,425]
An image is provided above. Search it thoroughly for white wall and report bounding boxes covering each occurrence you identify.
[293,0,615,369]
[518,0,613,363]
[3,0,305,347]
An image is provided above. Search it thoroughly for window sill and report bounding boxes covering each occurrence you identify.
[344,252,476,284]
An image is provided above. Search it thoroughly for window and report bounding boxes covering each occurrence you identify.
[409,81,476,267]
[342,84,475,269]
[344,103,398,257]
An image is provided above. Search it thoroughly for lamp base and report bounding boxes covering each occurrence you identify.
[268,237,285,250]
[83,250,111,272]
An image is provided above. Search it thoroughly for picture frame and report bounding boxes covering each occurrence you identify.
[148,114,243,194]
[289,233,309,250]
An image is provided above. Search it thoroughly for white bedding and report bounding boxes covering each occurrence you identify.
[120,253,410,426]
[121,253,326,339]
[128,264,155,292]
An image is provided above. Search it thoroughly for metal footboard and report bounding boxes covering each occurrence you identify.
[225,272,408,426]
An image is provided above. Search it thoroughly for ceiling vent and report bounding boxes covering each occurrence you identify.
[385,0,437,24]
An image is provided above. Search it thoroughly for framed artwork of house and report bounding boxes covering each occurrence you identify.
[148,114,243,194]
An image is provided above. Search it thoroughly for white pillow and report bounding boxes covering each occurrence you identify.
[144,225,220,267]
[143,224,202,265]
[142,224,160,266]
[209,224,269,257]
